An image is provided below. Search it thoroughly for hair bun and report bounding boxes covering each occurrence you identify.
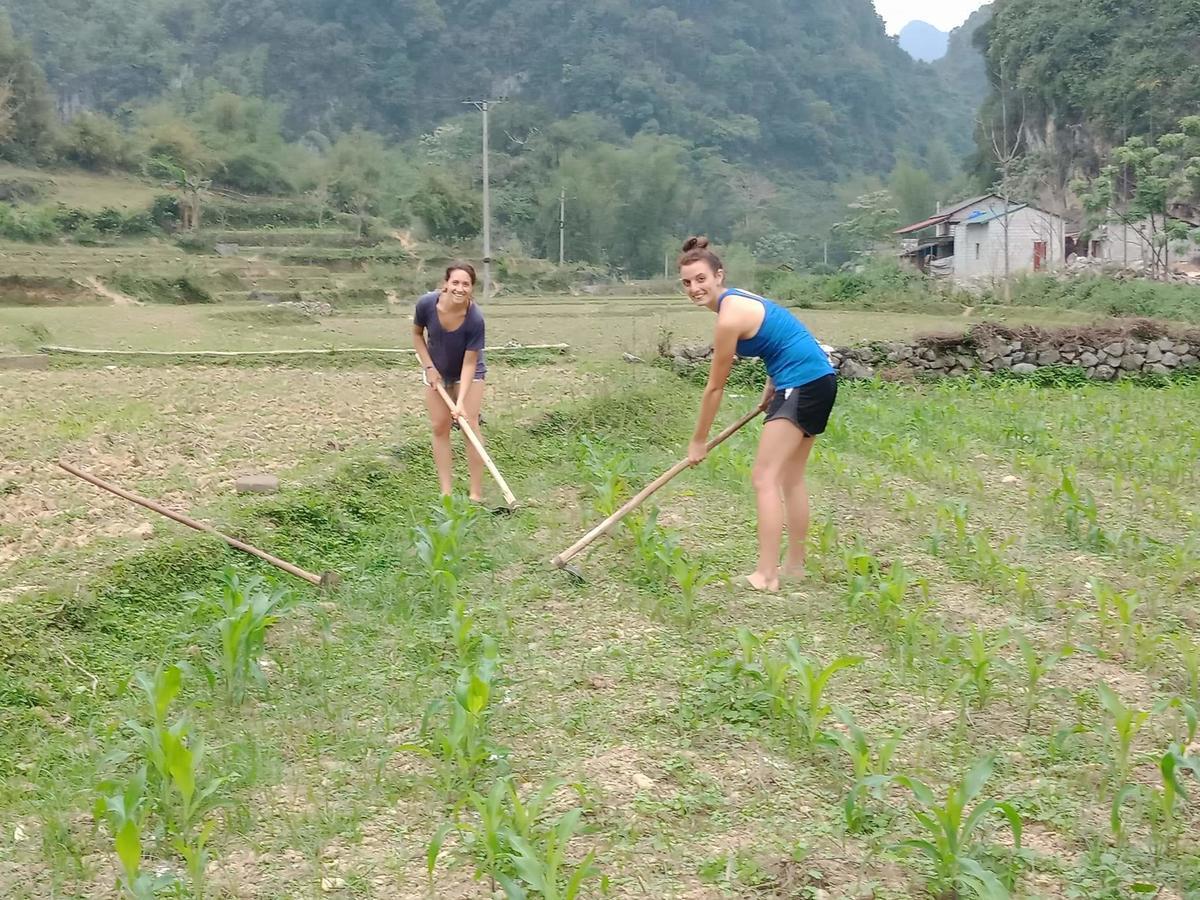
[681,236,710,253]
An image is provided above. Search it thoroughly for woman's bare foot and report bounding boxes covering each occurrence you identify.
[780,562,808,583]
[733,571,780,593]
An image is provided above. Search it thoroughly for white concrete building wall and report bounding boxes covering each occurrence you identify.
[953,207,1065,283]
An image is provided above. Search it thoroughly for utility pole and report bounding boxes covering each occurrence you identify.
[464,98,505,301]
[559,187,566,266]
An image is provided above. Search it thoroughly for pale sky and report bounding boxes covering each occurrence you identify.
[873,0,988,34]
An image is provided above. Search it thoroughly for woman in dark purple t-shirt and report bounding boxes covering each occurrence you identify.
[412,262,488,501]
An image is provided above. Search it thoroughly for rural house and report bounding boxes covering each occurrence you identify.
[1084,204,1200,272]
[895,194,1066,285]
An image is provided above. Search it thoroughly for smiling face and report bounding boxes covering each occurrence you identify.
[679,259,726,311]
[443,268,475,304]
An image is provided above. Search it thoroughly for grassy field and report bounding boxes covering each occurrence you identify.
[0,295,1102,357]
[2,357,1198,898]
[0,164,165,212]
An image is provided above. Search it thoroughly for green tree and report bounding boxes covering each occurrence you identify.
[832,191,900,261]
[411,172,482,243]
[1074,117,1200,279]
[61,112,129,171]
[0,14,55,162]
[889,158,937,227]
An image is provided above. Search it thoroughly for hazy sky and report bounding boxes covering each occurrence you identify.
[873,0,988,34]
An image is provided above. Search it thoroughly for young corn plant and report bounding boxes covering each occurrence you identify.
[782,639,864,748]
[1173,633,1200,710]
[842,547,881,618]
[94,768,162,900]
[949,627,1011,713]
[403,637,505,799]
[895,756,1022,900]
[1051,469,1109,551]
[413,495,477,613]
[126,664,225,891]
[1097,683,1160,786]
[625,508,675,588]
[193,569,293,705]
[579,435,633,517]
[834,708,903,833]
[1014,634,1073,728]
[1111,744,1200,856]
[506,807,603,900]
[668,554,721,624]
[429,775,603,899]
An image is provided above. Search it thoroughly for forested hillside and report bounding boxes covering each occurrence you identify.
[0,0,996,273]
[976,0,1200,191]
[3,0,967,173]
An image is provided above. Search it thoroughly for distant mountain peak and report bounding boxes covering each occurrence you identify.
[898,20,949,62]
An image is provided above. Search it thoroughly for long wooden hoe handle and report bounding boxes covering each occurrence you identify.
[57,461,331,588]
[552,402,766,569]
[434,380,518,508]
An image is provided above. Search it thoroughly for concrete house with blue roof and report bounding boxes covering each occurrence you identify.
[895,193,1065,286]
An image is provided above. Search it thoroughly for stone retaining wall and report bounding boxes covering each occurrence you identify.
[666,321,1200,381]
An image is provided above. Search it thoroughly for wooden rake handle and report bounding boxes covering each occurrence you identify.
[58,461,334,588]
[551,402,766,569]
[433,380,518,508]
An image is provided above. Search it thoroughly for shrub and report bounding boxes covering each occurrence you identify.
[60,112,130,171]
[214,152,293,195]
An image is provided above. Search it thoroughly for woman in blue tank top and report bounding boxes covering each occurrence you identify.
[678,237,837,593]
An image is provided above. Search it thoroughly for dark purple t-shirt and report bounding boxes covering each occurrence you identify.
[413,291,486,381]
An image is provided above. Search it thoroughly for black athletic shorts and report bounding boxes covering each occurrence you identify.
[765,373,838,436]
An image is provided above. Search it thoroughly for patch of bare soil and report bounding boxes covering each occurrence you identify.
[1,365,593,598]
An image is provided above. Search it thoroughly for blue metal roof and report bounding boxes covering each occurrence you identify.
[963,204,1027,225]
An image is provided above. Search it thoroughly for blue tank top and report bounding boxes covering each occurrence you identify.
[717,288,834,389]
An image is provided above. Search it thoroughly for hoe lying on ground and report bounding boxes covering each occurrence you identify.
[58,461,341,591]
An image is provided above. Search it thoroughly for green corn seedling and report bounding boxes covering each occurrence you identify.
[504,807,603,900]
[579,435,632,517]
[835,708,903,833]
[413,496,476,612]
[1052,470,1108,551]
[1171,634,1200,709]
[668,552,722,624]
[951,627,1010,712]
[895,756,1023,900]
[126,663,224,893]
[1014,634,1073,727]
[449,597,480,667]
[1097,683,1158,785]
[782,640,864,747]
[431,775,575,891]
[1111,745,1200,856]
[842,547,880,613]
[94,768,162,900]
[404,637,504,797]
[193,569,293,705]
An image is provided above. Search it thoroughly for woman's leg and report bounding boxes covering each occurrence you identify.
[780,435,817,579]
[747,418,808,590]
[424,383,454,495]
[461,379,487,502]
